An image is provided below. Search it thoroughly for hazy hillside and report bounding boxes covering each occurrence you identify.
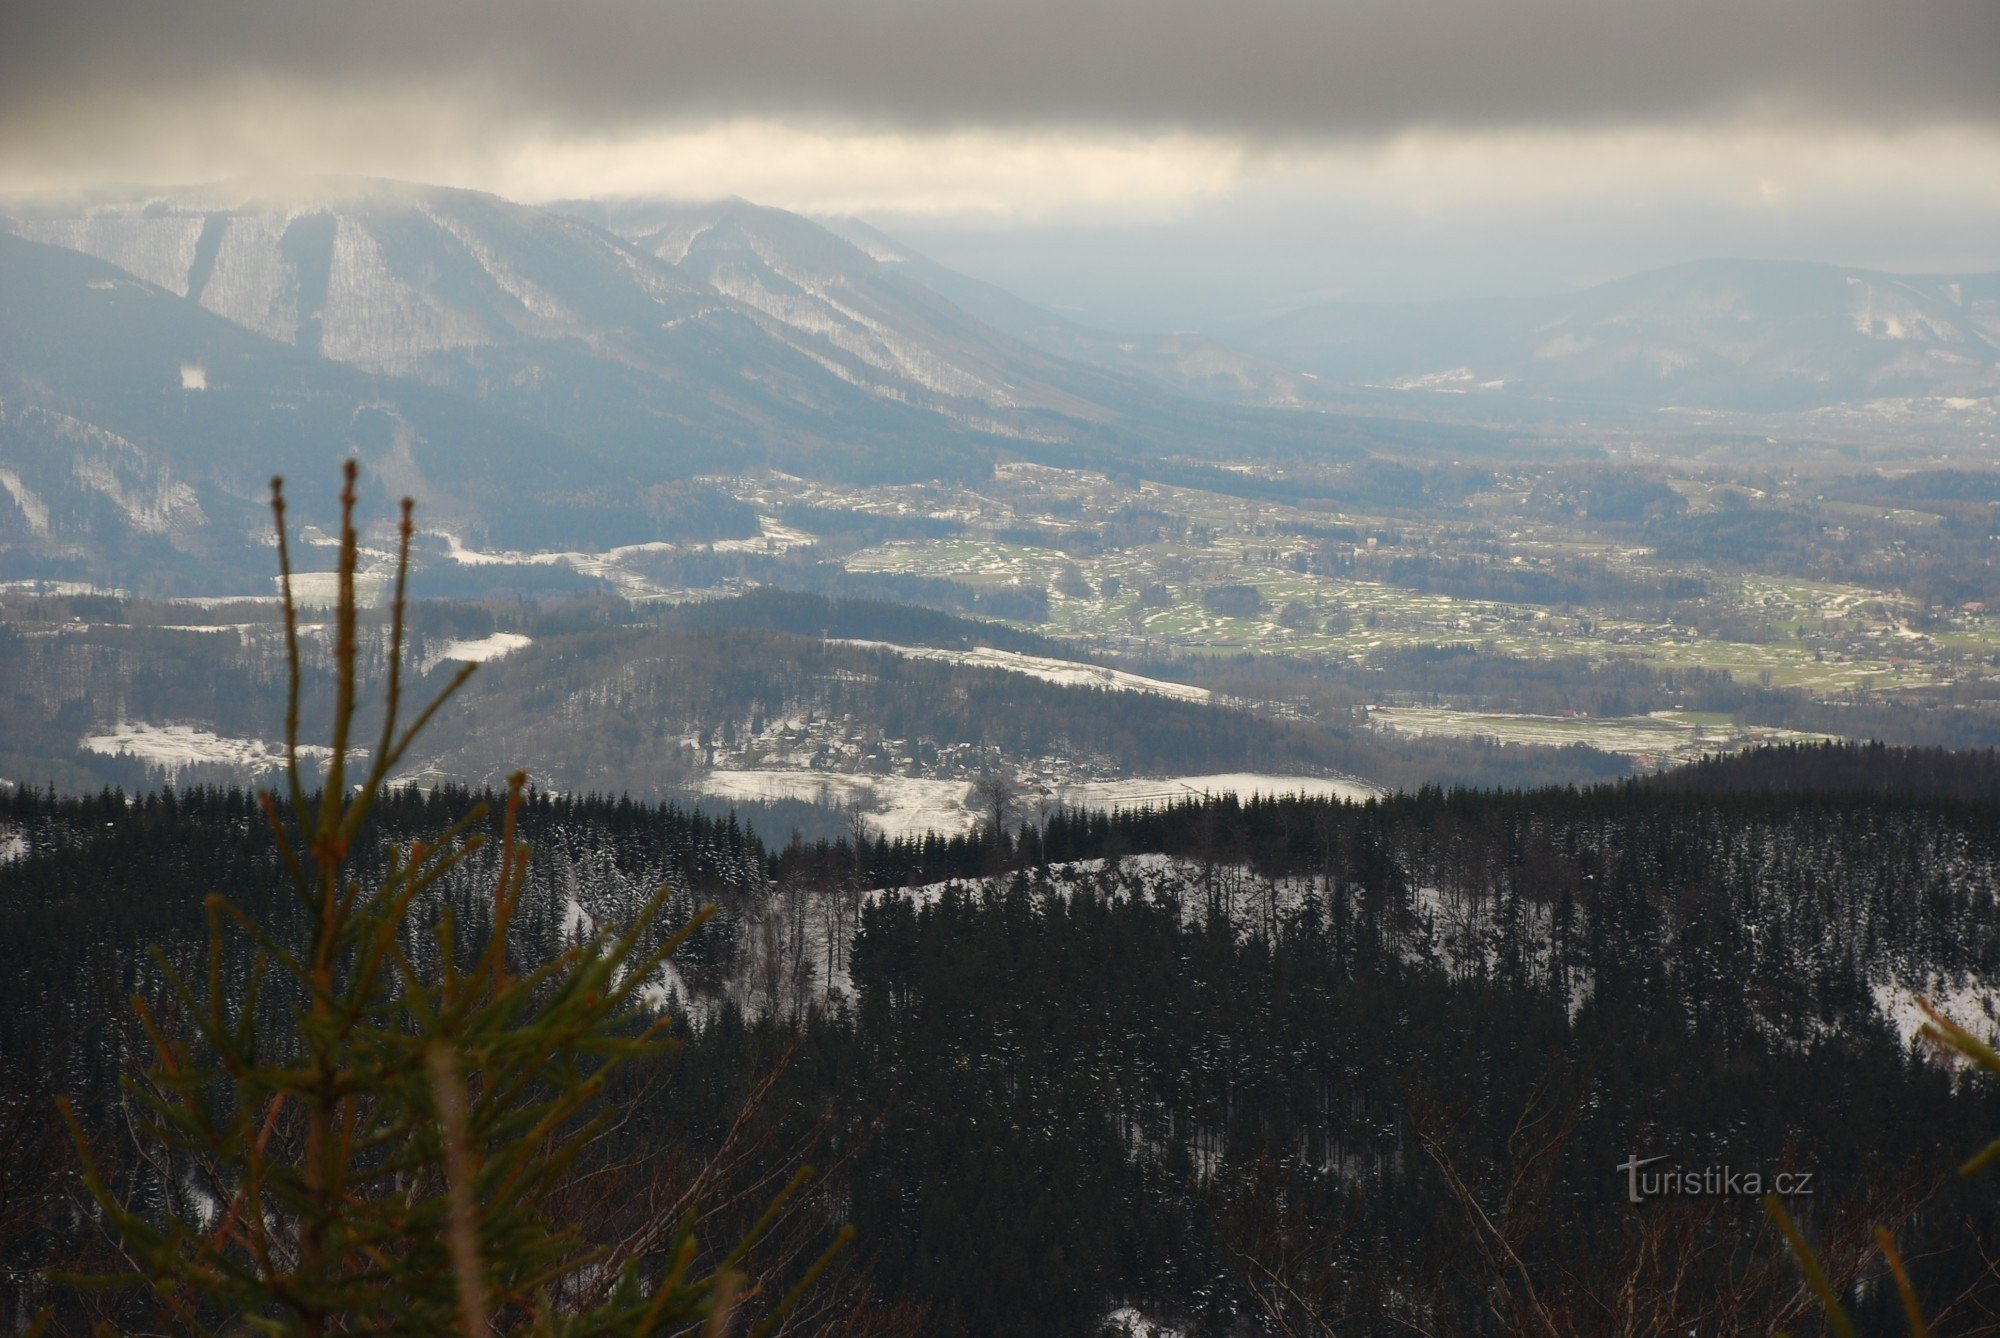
[0,230,683,590]
[1237,259,2000,413]
[814,214,1382,414]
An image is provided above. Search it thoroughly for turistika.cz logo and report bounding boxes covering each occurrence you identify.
[1617,1155,1815,1204]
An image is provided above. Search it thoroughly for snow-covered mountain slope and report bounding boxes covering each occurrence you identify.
[569,196,1487,457]
[5,180,1431,488]
[572,197,1103,421]
[1237,259,2000,413]
[0,229,660,590]
[5,181,709,375]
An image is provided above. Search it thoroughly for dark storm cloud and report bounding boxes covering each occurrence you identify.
[7,0,1998,138]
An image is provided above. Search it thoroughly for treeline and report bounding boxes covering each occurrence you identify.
[1150,640,2000,750]
[1652,739,2000,800]
[0,784,767,1095]
[1369,552,1708,610]
[1643,497,2000,609]
[652,587,1071,658]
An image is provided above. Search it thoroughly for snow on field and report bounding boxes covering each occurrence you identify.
[711,517,817,553]
[0,579,131,599]
[83,723,346,779]
[698,768,1375,840]
[1052,773,1379,808]
[1873,977,2000,1050]
[1370,705,1828,763]
[699,770,980,839]
[423,631,531,670]
[0,828,26,865]
[438,515,814,589]
[1372,706,1689,756]
[836,639,1214,704]
[279,565,399,608]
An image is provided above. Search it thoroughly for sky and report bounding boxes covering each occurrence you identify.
[6,0,2000,327]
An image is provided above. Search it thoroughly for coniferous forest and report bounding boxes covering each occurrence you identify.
[12,747,2000,1332]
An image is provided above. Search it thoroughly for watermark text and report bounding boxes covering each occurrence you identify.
[1617,1154,1814,1204]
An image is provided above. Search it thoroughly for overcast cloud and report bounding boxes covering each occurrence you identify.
[8,0,1998,139]
[5,1,1997,312]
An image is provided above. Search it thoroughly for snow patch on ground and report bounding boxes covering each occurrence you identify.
[562,895,717,1026]
[1873,977,2000,1051]
[637,960,716,1026]
[422,631,532,671]
[1103,1309,1187,1338]
[0,469,50,534]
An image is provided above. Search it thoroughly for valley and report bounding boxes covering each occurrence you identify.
[10,435,1999,831]
[1,164,1998,1338]
[12,0,2000,1328]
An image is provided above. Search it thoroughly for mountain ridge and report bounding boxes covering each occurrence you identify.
[4,180,1438,494]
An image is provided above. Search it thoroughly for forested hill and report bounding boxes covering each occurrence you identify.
[11,758,2000,1331]
[653,586,1081,658]
[0,784,766,1099]
[1649,740,2000,801]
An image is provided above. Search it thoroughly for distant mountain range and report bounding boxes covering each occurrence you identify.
[1232,259,2000,413]
[4,178,1996,592]
[0,180,1468,589]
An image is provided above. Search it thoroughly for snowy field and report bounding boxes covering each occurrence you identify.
[1369,705,1829,764]
[836,639,1215,705]
[82,722,344,779]
[698,770,980,840]
[698,768,1377,840]
[1050,773,1379,809]
[421,631,532,671]
[433,516,815,600]
[0,579,131,599]
[279,565,401,609]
